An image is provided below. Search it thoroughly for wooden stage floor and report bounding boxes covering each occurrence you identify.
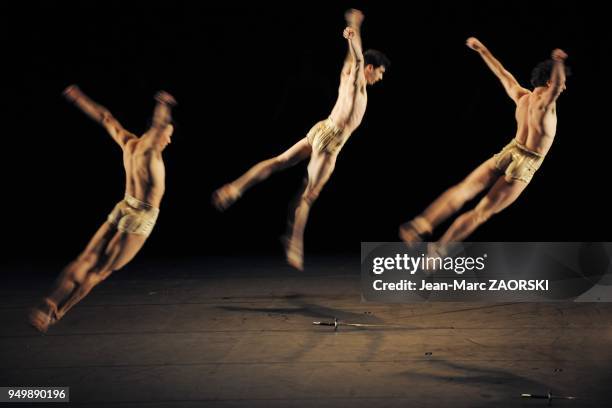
[1,257,611,407]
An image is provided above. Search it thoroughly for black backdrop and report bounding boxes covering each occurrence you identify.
[2,1,610,267]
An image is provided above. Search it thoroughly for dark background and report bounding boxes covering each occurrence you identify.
[1,1,610,267]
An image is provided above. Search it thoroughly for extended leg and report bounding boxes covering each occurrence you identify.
[400,158,500,243]
[437,177,529,244]
[29,225,148,333]
[54,232,147,320]
[212,138,311,211]
[29,222,115,332]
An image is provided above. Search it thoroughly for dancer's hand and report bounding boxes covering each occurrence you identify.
[551,48,568,62]
[344,8,364,28]
[466,37,485,52]
[343,27,356,40]
[62,84,82,102]
[155,91,177,106]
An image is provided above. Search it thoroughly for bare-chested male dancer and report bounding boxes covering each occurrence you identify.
[400,38,568,250]
[213,9,389,270]
[29,85,177,332]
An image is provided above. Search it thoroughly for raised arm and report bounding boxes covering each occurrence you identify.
[341,9,365,76]
[63,85,136,148]
[540,49,568,108]
[466,37,530,104]
[149,91,176,133]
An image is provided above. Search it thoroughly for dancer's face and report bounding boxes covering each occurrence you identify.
[365,65,385,85]
[158,124,174,149]
[547,80,567,93]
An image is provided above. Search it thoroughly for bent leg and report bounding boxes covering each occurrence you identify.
[29,221,116,332]
[400,157,500,242]
[437,177,529,244]
[286,151,336,270]
[54,232,148,320]
[212,138,311,210]
[48,222,116,309]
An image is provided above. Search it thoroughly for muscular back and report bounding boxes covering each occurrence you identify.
[465,40,566,157]
[514,91,558,156]
[123,138,166,208]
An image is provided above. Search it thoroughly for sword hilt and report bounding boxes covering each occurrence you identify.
[521,390,575,405]
[522,391,552,406]
[521,393,550,399]
[312,317,339,330]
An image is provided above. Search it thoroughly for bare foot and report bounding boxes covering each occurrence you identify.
[212,184,241,211]
[28,299,57,334]
[284,237,304,271]
[399,223,423,245]
[399,217,432,246]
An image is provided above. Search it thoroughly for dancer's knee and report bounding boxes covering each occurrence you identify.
[255,156,286,179]
[65,252,98,283]
[87,252,114,278]
[452,181,479,205]
[80,269,112,293]
[273,153,295,170]
[301,189,320,206]
[86,271,110,289]
[76,251,98,267]
[471,206,494,226]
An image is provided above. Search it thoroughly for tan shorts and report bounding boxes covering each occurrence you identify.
[107,195,159,237]
[493,139,544,184]
[306,118,347,155]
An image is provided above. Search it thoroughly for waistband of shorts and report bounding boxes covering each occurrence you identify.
[124,194,158,212]
[512,139,544,158]
[325,117,344,133]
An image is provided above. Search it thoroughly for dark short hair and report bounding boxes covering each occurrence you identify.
[531,60,571,87]
[364,49,390,70]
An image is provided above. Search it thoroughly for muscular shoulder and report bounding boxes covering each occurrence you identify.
[518,91,532,103]
[515,92,532,109]
[125,139,155,160]
[529,92,556,113]
[123,137,140,153]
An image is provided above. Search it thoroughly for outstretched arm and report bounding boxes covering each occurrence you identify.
[341,9,365,76]
[63,85,136,148]
[540,49,568,108]
[466,37,530,104]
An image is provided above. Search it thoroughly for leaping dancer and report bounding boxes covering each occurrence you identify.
[213,9,390,270]
[401,38,568,251]
[29,86,177,332]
